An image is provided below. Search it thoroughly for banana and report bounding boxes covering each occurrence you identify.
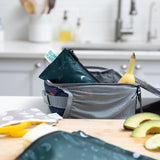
[0,121,47,137]
[118,52,135,84]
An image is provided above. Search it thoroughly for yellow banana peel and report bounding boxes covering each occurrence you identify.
[0,121,46,138]
[118,52,136,84]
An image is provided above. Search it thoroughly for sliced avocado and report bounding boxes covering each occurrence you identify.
[131,120,160,138]
[145,134,160,150]
[124,112,160,130]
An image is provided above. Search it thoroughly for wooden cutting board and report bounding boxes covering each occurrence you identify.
[0,119,159,160]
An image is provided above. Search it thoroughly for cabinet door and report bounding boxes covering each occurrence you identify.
[134,60,160,88]
[0,58,45,96]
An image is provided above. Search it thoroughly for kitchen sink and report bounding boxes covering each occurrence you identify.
[62,42,160,51]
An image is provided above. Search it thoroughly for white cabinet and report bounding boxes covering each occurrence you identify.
[0,58,46,96]
[134,60,160,87]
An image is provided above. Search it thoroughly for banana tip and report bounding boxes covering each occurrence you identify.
[131,52,135,59]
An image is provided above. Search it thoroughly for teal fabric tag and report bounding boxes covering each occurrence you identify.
[44,50,57,63]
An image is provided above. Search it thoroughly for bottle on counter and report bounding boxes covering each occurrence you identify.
[58,10,72,42]
[74,18,83,42]
[0,18,4,41]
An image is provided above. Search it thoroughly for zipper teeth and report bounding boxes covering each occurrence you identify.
[46,80,137,88]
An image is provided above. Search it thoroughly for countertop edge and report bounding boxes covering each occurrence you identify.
[1,41,160,60]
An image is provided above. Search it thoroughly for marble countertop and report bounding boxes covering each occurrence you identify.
[0,41,160,60]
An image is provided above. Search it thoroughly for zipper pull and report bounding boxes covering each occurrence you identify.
[68,48,79,61]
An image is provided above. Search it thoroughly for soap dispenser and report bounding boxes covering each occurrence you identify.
[0,18,4,41]
[74,18,83,42]
[58,10,71,42]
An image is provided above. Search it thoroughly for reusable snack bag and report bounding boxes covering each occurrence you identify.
[16,131,155,160]
[39,48,98,83]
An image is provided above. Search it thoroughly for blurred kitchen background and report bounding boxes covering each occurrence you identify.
[1,0,160,99]
[0,0,160,43]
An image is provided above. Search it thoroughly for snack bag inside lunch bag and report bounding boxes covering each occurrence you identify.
[39,48,98,83]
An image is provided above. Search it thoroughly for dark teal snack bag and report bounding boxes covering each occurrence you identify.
[16,131,155,160]
[39,48,98,83]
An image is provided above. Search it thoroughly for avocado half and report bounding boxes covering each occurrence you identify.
[131,120,160,138]
[123,112,160,130]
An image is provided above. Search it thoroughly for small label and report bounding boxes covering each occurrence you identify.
[44,50,57,63]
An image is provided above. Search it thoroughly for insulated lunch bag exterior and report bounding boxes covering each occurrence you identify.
[42,67,141,119]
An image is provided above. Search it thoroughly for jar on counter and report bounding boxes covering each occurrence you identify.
[28,14,52,43]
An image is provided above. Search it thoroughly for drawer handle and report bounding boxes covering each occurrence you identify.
[135,64,141,70]
[35,63,42,68]
[121,64,127,70]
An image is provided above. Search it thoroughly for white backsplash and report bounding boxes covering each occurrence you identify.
[0,0,160,43]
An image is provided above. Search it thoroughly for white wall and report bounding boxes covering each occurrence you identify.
[0,0,160,43]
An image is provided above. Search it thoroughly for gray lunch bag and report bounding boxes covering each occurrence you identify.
[42,67,142,119]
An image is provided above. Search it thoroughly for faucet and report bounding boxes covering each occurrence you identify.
[115,0,137,41]
[147,2,157,42]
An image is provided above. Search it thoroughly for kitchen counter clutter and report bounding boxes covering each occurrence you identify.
[0,119,160,160]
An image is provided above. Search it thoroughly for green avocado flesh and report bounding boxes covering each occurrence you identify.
[131,120,160,138]
[145,134,160,150]
[123,112,160,130]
